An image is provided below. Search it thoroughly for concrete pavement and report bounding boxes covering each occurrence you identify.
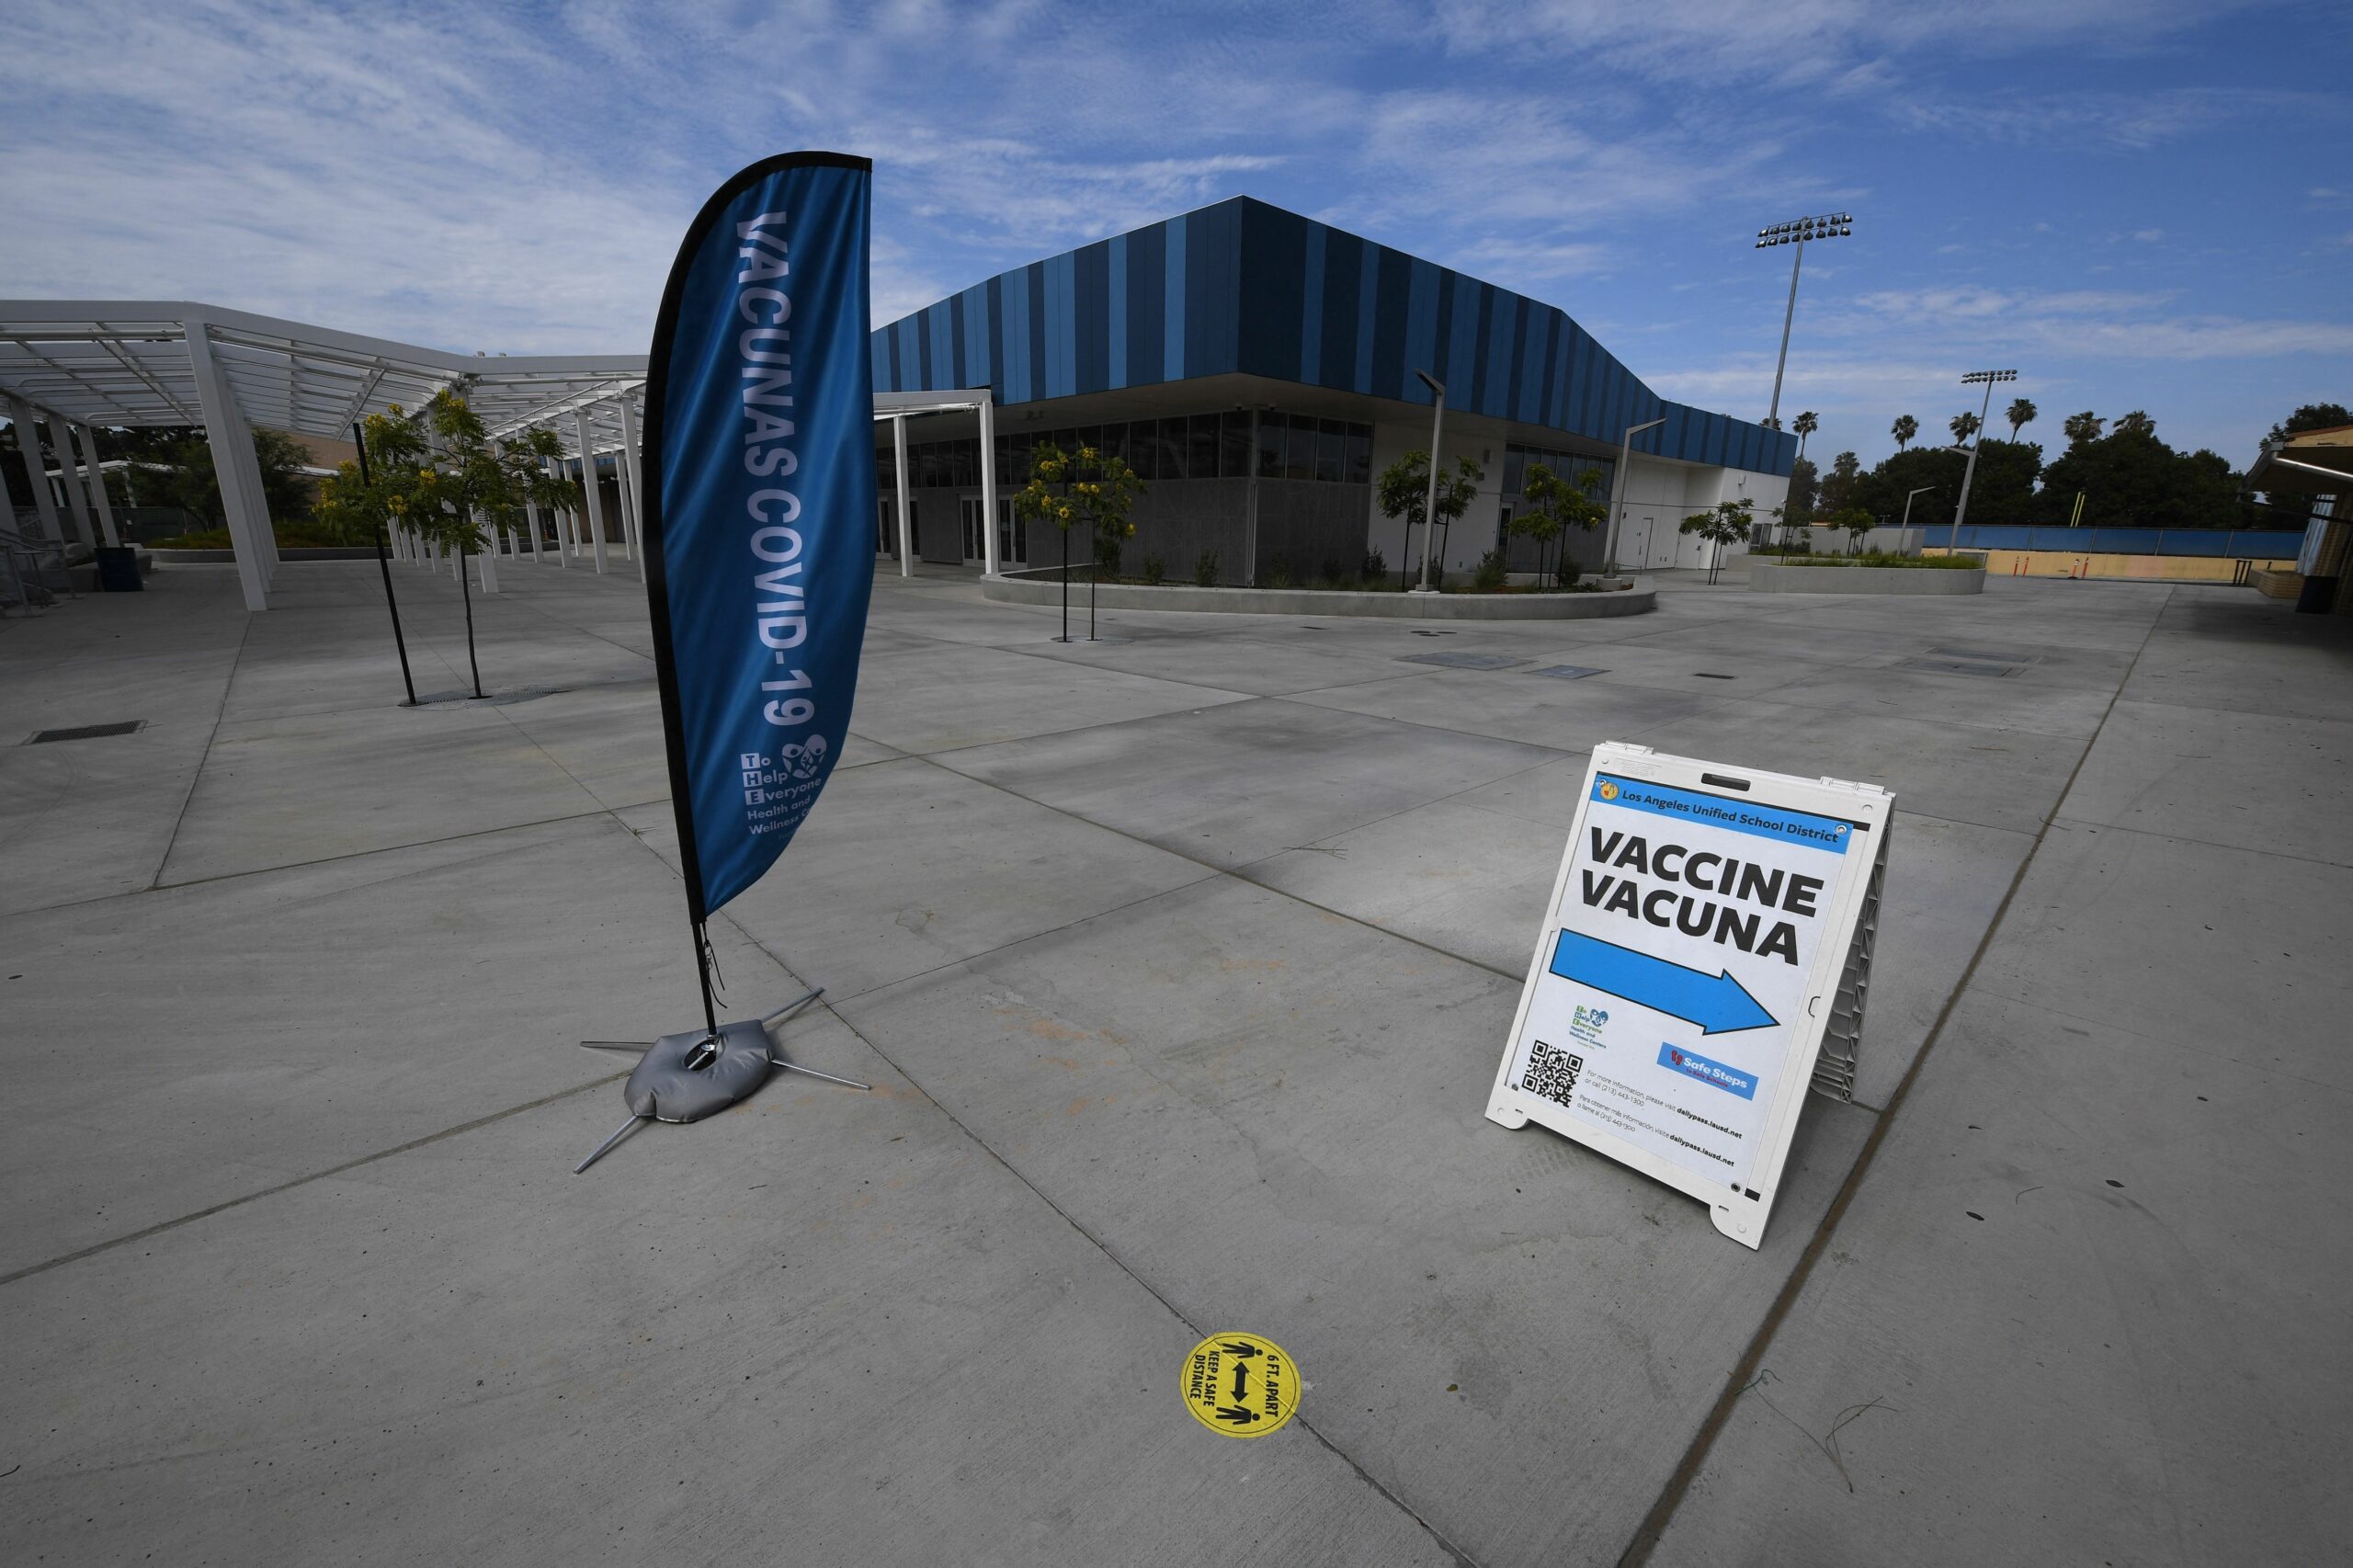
[2,555,2344,1565]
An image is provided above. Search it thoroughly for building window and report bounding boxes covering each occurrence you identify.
[1154,417,1188,480]
[1256,411,1285,478]
[1220,411,1253,478]
[1188,413,1221,480]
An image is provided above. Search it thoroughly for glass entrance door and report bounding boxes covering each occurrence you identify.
[960,496,986,563]
[997,498,1025,566]
[959,496,1025,566]
[877,495,898,558]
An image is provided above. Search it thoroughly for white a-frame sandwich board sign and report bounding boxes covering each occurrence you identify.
[1486,744,1893,1249]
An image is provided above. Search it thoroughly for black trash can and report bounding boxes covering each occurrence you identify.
[2296,574,2337,614]
[96,546,143,592]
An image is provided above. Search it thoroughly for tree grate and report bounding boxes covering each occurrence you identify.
[27,721,144,744]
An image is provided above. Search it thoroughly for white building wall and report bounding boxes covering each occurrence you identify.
[1359,419,1792,578]
[1612,458,1790,572]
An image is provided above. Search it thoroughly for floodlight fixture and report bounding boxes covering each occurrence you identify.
[1756,212,1855,432]
[1755,211,1853,249]
[1949,368,2024,550]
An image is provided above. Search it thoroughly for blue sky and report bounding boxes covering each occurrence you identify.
[3,0,2346,469]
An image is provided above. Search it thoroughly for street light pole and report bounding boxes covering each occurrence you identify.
[1602,415,1668,579]
[1899,483,1936,552]
[1949,369,2017,552]
[1411,369,1446,593]
[1756,212,1852,431]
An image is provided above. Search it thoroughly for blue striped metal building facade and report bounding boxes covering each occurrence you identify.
[871,196,1794,479]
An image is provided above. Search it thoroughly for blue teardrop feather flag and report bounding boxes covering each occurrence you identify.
[640,153,876,925]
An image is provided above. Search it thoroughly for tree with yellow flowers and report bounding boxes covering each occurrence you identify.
[1013,440,1144,642]
[317,380,578,699]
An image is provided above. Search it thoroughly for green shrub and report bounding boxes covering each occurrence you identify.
[1555,555,1582,588]
[1193,550,1219,586]
[1473,549,1508,590]
[1094,532,1124,578]
[1265,554,1295,589]
[1775,550,1978,569]
[1142,553,1165,585]
[1360,549,1386,580]
[1320,557,1345,585]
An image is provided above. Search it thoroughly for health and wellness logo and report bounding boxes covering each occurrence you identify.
[1658,1043,1757,1100]
[1571,1004,1610,1045]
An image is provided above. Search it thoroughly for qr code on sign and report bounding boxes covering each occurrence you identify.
[1520,1040,1583,1106]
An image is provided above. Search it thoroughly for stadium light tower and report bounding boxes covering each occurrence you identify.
[1949,369,2018,551]
[1755,212,1852,433]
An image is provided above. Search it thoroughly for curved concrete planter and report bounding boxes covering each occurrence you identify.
[982,574,1655,619]
[1749,562,1985,596]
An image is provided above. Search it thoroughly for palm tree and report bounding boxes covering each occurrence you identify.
[2006,397,2037,442]
[2063,410,2104,446]
[1950,412,1981,445]
[2114,410,2155,437]
[1792,411,1818,461]
[1891,414,1917,451]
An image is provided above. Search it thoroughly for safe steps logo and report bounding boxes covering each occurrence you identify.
[1181,1332,1300,1438]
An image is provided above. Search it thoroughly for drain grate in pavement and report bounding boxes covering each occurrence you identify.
[1895,656,2019,677]
[1693,672,1737,680]
[26,721,143,744]
[1532,665,1608,680]
[1408,629,1456,637]
[1930,644,2040,665]
[1399,652,1531,671]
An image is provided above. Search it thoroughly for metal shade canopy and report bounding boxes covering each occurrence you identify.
[0,299,650,609]
[0,301,642,445]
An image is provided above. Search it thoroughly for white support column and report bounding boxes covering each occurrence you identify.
[574,414,609,574]
[473,508,499,593]
[522,492,545,562]
[225,400,280,574]
[560,463,578,562]
[892,415,913,578]
[50,415,95,546]
[6,396,65,547]
[613,449,640,564]
[75,424,121,547]
[547,458,573,566]
[66,418,122,546]
[615,394,648,585]
[978,394,999,577]
[182,323,272,611]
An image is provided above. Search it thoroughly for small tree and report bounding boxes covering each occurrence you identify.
[1679,497,1755,585]
[1014,441,1143,641]
[1511,462,1606,585]
[1376,449,1483,589]
[1891,415,1918,452]
[326,388,576,699]
[1825,506,1874,555]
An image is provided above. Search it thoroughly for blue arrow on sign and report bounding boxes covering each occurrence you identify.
[1550,930,1777,1035]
